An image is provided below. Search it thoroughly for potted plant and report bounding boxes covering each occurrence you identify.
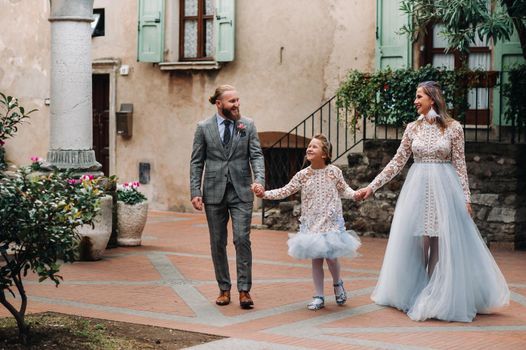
[116,181,148,246]
[73,174,113,260]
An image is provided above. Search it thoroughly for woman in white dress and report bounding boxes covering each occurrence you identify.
[359,81,509,322]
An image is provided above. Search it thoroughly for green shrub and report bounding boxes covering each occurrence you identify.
[336,65,492,127]
[0,168,102,344]
[0,92,36,170]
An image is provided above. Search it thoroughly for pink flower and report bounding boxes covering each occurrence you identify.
[80,174,95,182]
[30,156,42,163]
[237,123,246,131]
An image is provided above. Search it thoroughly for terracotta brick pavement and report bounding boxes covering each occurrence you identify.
[1,211,525,349]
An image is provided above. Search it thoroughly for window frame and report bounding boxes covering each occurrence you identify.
[423,23,492,70]
[423,23,495,125]
[179,0,215,61]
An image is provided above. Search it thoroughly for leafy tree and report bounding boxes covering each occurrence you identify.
[400,0,526,60]
[0,169,102,344]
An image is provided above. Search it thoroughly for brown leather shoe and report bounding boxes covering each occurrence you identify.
[239,291,254,309]
[215,290,231,306]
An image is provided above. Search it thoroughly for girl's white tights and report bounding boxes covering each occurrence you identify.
[312,258,342,296]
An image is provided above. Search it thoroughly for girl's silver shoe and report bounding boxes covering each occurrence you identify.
[334,280,347,305]
[307,296,325,310]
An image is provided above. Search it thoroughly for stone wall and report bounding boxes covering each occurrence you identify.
[263,140,526,250]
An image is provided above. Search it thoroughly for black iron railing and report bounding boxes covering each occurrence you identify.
[261,96,367,221]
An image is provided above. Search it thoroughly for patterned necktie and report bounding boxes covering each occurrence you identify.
[223,120,232,146]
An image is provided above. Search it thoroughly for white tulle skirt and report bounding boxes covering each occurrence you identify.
[287,219,361,259]
[371,162,510,322]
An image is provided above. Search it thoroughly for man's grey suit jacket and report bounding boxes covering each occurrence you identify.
[190,115,265,204]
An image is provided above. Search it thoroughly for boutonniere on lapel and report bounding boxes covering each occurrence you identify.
[236,122,247,136]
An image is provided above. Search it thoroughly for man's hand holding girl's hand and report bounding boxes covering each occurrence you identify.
[251,183,265,198]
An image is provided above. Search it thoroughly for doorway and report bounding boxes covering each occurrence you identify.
[92,74,110,175]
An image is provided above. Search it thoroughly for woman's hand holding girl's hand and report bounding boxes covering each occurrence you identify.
[354,187,373,201]
[362,187,373,200]
[354,190,365,201]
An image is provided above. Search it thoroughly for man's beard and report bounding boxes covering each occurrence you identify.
[222,107,240,121]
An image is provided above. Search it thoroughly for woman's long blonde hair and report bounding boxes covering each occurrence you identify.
[417,81,454,131]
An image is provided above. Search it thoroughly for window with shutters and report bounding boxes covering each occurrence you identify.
[376,0,412,70]
[141,0,235,69]
[180,0,215,61]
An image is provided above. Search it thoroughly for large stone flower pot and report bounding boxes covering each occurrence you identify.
[76,195,113,260]
[116,201,148,246]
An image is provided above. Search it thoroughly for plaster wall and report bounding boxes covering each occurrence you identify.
[0,0,51,167]
[1,0,376,211]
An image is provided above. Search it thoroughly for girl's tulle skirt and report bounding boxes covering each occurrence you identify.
[371,162,510,322]
[287,229,361,259]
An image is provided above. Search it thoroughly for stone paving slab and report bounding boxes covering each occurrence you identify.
[2,211,525,349]
[186,338,313,350]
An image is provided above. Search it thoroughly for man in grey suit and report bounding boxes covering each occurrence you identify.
[190,85,265,309]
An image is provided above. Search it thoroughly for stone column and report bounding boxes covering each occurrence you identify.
[45,0,100,170]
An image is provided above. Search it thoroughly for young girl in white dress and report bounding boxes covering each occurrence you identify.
[359,81,509,322]
[254,134,361,310]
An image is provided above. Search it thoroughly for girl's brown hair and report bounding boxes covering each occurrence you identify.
[416,81,454,131]
[209,85,236,105]
[304,134,332,166]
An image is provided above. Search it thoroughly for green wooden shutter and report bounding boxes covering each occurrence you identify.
[493,23,526,125]
[214,0,235,62]
[137,0,165,63]
[376,0,412,70]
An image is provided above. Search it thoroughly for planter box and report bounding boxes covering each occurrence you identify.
[116,201,148,246]
[76,195,113,260]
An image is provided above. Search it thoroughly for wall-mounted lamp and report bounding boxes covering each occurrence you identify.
[116,103,133,137]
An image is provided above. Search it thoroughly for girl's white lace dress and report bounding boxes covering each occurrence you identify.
[263,164,361,259]
[370,116,509,322]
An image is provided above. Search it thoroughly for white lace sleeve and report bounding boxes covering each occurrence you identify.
[450,122,471,203]
[263,172,302,200]
[335,167,356,200]
[369,123,414,192]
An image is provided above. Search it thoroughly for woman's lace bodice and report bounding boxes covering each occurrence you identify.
[369,118,471,203]
[263,165,355,234]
